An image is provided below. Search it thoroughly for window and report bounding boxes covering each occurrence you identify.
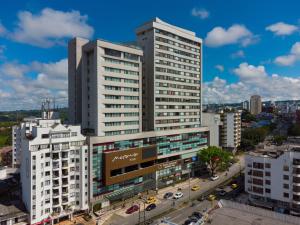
[265,188,271,193]
[265,180,271,185]
[104,48,121,57]
[283,175,289,180]
[42,134,49,139]
[283,165,289,171]
[124,52,139,61]
[265,163,271,168]
[265,171,270,176]
[284,192,289,198]
[283,183,289,189]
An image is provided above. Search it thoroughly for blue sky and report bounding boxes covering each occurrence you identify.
[1,0,300,110]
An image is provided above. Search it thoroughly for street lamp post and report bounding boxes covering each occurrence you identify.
[188,169,191,202]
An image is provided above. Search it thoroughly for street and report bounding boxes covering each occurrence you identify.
[103,156,245,225]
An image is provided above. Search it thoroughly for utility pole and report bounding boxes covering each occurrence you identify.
[188,169,191,202]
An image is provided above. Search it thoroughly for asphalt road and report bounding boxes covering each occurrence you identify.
[107,157,245,225]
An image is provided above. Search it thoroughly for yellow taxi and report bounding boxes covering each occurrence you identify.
[207,194,216,201]
[231,183,238,189]
[146,196,156,204]
[191,185,200,191]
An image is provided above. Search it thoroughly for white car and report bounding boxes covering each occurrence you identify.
[210,175,219,181]
[174,192,183,199]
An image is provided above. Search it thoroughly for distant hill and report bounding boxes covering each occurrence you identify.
[0,108,68,123]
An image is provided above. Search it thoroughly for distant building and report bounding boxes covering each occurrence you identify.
[242,100,249,111]
[245,141,300,216]
[19,105,88,224]
[250,95,262,115]
[220,110,242,151]
[202,113,222,147]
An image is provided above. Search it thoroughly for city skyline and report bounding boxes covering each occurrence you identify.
[1,0,300,110]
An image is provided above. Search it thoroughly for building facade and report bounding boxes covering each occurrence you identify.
[89,127,208,206]
[19,111,89,224]
[220,110,242,150]
[242,100,250,111]
[68,18,209,208]
[250,95,262,115]
[69,38,143,136]
[202,113,222,147]
[245,144,300,216]
[136,18,202,132]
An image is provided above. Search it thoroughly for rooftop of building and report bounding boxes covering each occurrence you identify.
[247,137,300,158]
[210,200,299,225]
[0,200,27,222]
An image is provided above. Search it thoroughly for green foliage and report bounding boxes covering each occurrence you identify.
[198,146,231,176]
[288,124,300,136]
[272,135,286,146]
[93,203,102,212]
[242,111,257,122]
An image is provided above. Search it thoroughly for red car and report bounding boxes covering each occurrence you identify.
[126,205,139,214]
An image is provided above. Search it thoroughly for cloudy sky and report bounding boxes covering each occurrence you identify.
[0,0,300,110]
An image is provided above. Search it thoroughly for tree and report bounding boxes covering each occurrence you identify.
[272,135,286,146]
[198,146,231,176]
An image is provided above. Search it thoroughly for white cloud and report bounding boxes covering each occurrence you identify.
[215,64,224,72]
[233,62,267,81]
[204,62,300,104]
[266,22,298,36]
[0,61,29,78]
[0,58,68,110]
[274,42,300,66]
[231,50,245,58]
[191,8,209,19]
[8,8,94,47]
[205,24,257,47]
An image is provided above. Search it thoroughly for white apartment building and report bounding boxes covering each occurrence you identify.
[12,125,21,167]
[245,143,300,216]
[220,110,241,150]
[20,110,88,224]
[68,38,143,136]
[136,17,202,132]
[202,112,222,147]
[12,117,38,168]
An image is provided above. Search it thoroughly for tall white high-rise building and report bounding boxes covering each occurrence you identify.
[136,18,202,131]
[19,108,89,224]
[250,95,262,115]
[68,38,143,136]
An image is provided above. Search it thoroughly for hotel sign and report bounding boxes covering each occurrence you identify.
[112,153,138,163]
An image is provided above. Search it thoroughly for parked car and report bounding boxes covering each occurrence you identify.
[145,203,156,211]
[183,219,192,225]
[218,190,227,196]
[207,194,216,201]
[197,195,205,201]
[231,183,238,189]
[174,192,183,199]
[146,196,156,204]
[191,185,200,191]
[126,205,139,214]
[210,175,219,181]
[191,211,203,220]
[164,192,173,199]
[189,216,199,223]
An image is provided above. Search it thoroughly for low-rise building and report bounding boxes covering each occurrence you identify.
[89,127,209,208]
[202,113,222,147]
[245,142,300,216]
[19,107,89,224]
